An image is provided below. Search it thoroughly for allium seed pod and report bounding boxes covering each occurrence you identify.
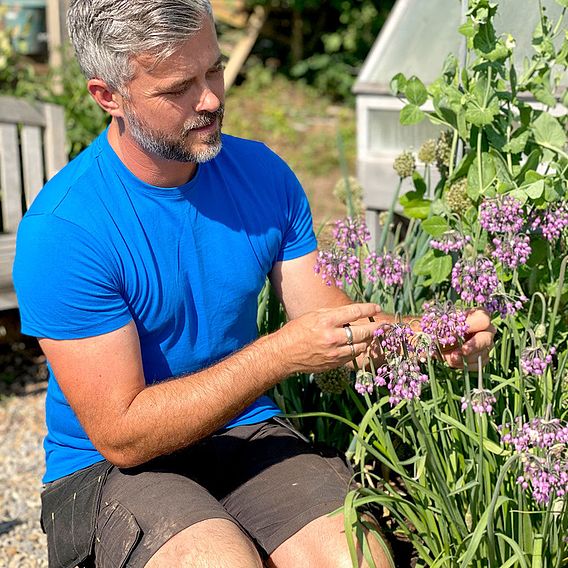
[314,368,352,394]
[445,178,472,215]
[393,151,416,179]
[435,130,453,176]
[418,138,437,164]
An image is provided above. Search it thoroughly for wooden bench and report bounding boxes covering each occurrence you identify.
[0,95,67,310]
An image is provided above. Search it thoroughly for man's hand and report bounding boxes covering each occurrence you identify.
[439,308,496,369]
[275,303,383,375]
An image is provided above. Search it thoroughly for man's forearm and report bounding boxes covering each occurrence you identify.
[101,332,289,468]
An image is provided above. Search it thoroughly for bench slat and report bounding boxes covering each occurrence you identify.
[0,124,24,233]
[43,103,67,179]
[0,96,46,127]
[21,125,45,207]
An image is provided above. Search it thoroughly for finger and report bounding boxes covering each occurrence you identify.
[324,303,382,326]
[464,308,492,333]
[342,342,370,362]
[461,330,495,357]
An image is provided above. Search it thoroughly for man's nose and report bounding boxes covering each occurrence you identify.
[195,86,221,113]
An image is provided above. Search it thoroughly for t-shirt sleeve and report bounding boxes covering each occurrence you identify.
[276,161,317,262]
[13,214,132,339]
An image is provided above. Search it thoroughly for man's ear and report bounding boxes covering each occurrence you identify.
[87,78,124,118]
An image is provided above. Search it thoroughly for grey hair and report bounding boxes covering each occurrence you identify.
[67,0,213,92]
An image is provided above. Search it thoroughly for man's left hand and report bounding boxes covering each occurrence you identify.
[441,308,496,369]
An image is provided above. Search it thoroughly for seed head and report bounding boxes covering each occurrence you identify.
[435,130,453,176]
[393,151,416,179]
[418,138,437,164]
[314,368,352,394]
[445,178,471,215]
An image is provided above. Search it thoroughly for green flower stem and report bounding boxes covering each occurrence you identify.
[377,178,402,253]
[546,254,568,346]
[487,454,522,566]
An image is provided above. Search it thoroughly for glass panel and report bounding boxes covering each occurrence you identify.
[368,108,442,154]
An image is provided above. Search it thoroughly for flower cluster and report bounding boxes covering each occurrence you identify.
[332,216,371,251]
[500,418,568,504]
[484,293,527,318]
[363,252,409,287]
[420,301,469,351]
[314,250,360,288]
[479,196,524,234]
[365,324,429,405]
[461,388,497,415]
[430,231,472,254]
[521,345,556,376]
[418,138,437,165]
[491,234,531,269]
[530,202,568,242]
[315,216,370,288]
[451,257,500,304]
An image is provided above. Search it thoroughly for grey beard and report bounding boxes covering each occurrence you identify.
[124,105,224,164]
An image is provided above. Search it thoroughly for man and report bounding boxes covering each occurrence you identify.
[13,1,495,566]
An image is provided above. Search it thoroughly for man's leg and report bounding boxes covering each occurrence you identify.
[145,519,262,568]
[93,466,262,567]
[267,513,391,568]
[214,418,394,567]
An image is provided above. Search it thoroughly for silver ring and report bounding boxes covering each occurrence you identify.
[343,324,353,346]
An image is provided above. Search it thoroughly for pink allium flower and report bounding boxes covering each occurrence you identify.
[479,195,524,234]
[363,252,409,287]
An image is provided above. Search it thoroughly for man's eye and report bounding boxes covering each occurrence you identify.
[166,88,187,97]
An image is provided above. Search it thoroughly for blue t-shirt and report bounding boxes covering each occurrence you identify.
[13,130,317,483]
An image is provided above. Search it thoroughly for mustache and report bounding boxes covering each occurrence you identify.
[183,106,224,133]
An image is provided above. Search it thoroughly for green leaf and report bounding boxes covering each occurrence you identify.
[413,249,435,276]
[429,255,453,284]
[400,191,431,219]
[421,216,450,237]
[464,97,500,127]
[502,129,530,154]
[532,112,567,149]
[412,171,427,196]
[555,0,568,7]
[405,76,428,106]
[473,22,497,54]
[508,188,529,205]
[458,20,476,38]
[467,153,496,199]
[521,179,545,199]
[400,104,425,125]
[390,72,407,95]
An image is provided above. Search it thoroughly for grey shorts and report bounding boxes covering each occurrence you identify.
[42,417,354,568]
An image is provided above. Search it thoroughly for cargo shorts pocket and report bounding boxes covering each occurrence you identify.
[94,501,141,568]
[40,460,113,568]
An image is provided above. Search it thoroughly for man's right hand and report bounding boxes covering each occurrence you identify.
[274,303,383,375]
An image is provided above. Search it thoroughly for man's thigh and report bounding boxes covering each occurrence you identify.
[94,466,235,567]
[211,417,354,557]
[92,417,354,565]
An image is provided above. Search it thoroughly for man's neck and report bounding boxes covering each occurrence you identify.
[107,119,197,188]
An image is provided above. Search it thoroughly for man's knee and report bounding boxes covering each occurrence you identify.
[145,518,262,568]
[268,512,393,568]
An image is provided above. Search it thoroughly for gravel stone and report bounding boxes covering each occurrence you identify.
[0,386,49,567]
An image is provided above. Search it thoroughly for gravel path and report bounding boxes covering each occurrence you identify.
[0,385,48,567]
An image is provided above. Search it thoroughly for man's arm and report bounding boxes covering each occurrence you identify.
[39,299,382,469]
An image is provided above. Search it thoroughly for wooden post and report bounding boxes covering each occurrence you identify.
[223,6,267,91]
[46,0,68,93]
